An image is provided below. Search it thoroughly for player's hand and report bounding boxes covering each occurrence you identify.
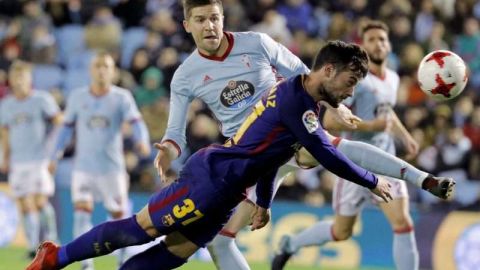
[154,143,174,182]
[321,101,362,129]
[136,142,151,158]
[48,161,57,175]
[371,176,393,203]
[250,206,270,231]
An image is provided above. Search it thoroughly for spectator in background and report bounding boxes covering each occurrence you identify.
[251,10,292,46]
[223,0,249,31]
[30,24,56,64]
[44,0,82,27]
[243,0,276,24]
[84,5,122,52]
[424,21,449,52]
[464,106,480,180]
[454,17,480,89]
[17,0,53,61]
[129,47,150,84]
[134,67,167,108]
[414,0,436,43]
[112,0,147,28]
[277,0,314,34]
[155,46,180,91]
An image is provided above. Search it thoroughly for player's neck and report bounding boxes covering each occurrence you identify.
[369,64,387,79]
[199,34,229,57]
[90,84,111,96]
[302,74,322,101]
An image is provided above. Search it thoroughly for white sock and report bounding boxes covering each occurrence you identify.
[393,229,419,270]
[74,210,94,269]
[289,220,334,253]
[23,211,40,251]
[39,202,58,242]
[207,233,250,270]
[337,139,428,187]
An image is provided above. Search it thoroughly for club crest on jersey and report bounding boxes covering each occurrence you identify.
[302,110,319,133]
[162,214,175,227]
[220,80,255,109]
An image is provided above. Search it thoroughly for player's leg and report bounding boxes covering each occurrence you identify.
[207,200,255,270]
[18,195,41,258]
[99,172,131,265]
[26,206,157,270]
[378,182,419,270]
[71,171,96,270]
[272,178,366,270]
[120,232,196,270]
[207,171,291,270]
[35,164,58,242]
[9,165,40,257]
[296,136,429,188]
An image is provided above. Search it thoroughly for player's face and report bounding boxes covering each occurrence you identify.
[183,4,224,55]
[320,69,361,107]
[362,28,391,65]
[90,55,115,87]
[8,69,31,96]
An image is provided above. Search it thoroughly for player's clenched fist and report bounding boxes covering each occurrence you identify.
[370,176,393,203]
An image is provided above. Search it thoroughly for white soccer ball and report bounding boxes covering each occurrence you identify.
[417,50,468,101]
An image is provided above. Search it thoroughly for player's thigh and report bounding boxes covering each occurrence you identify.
[9,162,54,199]
[97,172,129,215]
[222,199,256,233]
[379,197,413,230]
[164,231,199,259]
[333,177,370,217]
[16,194,36,212]
[33,193,49,208]
[71,171,95,209]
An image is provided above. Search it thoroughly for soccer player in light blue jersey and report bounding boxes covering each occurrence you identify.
[0,60,62,258]
[153,1,456,269]
[49,52,151,270]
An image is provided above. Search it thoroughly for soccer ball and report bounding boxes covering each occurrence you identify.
[417,50,468,101]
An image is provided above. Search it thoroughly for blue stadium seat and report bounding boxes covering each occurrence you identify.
[32,64,64,91]
[121,27,147,68]
[66,50,96,71]
[55,25,86,67]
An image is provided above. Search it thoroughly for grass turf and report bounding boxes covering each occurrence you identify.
[0,246,393,270]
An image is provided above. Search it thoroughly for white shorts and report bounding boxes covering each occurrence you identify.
[72,171,128,213]
[333,176,408,216]
[246,157,299,203]
[9,161,54,198]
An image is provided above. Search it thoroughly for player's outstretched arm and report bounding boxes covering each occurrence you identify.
[0,127,9,173]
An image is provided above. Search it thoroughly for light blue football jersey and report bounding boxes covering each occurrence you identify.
[343,69,400,154]
[163,31,310,153]
[0,91,60,164]
[63,86,141,173]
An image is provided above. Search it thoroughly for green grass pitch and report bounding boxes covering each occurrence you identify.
[0,246,393,270]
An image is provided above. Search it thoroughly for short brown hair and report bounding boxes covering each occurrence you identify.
[182,0,223,19]
[359,20,389,39]
[311,40,369,78]
[9,60,32,73]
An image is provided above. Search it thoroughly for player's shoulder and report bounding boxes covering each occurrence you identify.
[110,85,135,99]
[385,68,400,81]
[31,90,53,100]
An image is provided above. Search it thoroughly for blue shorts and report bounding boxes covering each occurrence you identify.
[147,176,239,247]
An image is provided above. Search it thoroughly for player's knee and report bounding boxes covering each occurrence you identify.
[391,217,414,232]
[74,201,93,212]
[332,226,353,241]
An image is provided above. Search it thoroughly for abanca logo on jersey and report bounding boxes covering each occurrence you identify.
[220,80,255,109]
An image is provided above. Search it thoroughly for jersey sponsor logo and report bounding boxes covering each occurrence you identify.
[302,110,319,133]
[12,113,32,125]
[220,80,255,109]
[87,116,111,129]
[203,75,212,84]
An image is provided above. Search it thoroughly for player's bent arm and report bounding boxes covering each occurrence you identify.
[255,169,278,209]
[323,109,384,132]
[279,99,377,189]
[130,119,151,157]
[389,109,415,144]
[161,74,193,159]
[49,124,74,162]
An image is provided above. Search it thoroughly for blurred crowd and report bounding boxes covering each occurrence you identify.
[0,0,479,209]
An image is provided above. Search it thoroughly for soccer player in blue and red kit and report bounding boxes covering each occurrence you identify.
[26,41,453,270]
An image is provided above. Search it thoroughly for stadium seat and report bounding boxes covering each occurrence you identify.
[62,68,90,97]
[121,27,147,68]
[65,50,96,71]
[55,25,86,67]
[32,65,64,91]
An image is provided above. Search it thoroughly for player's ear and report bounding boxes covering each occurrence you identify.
[183,20,191,33]
[324,64,335,79]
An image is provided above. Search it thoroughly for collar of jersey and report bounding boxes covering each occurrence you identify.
[197,32,234,62]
